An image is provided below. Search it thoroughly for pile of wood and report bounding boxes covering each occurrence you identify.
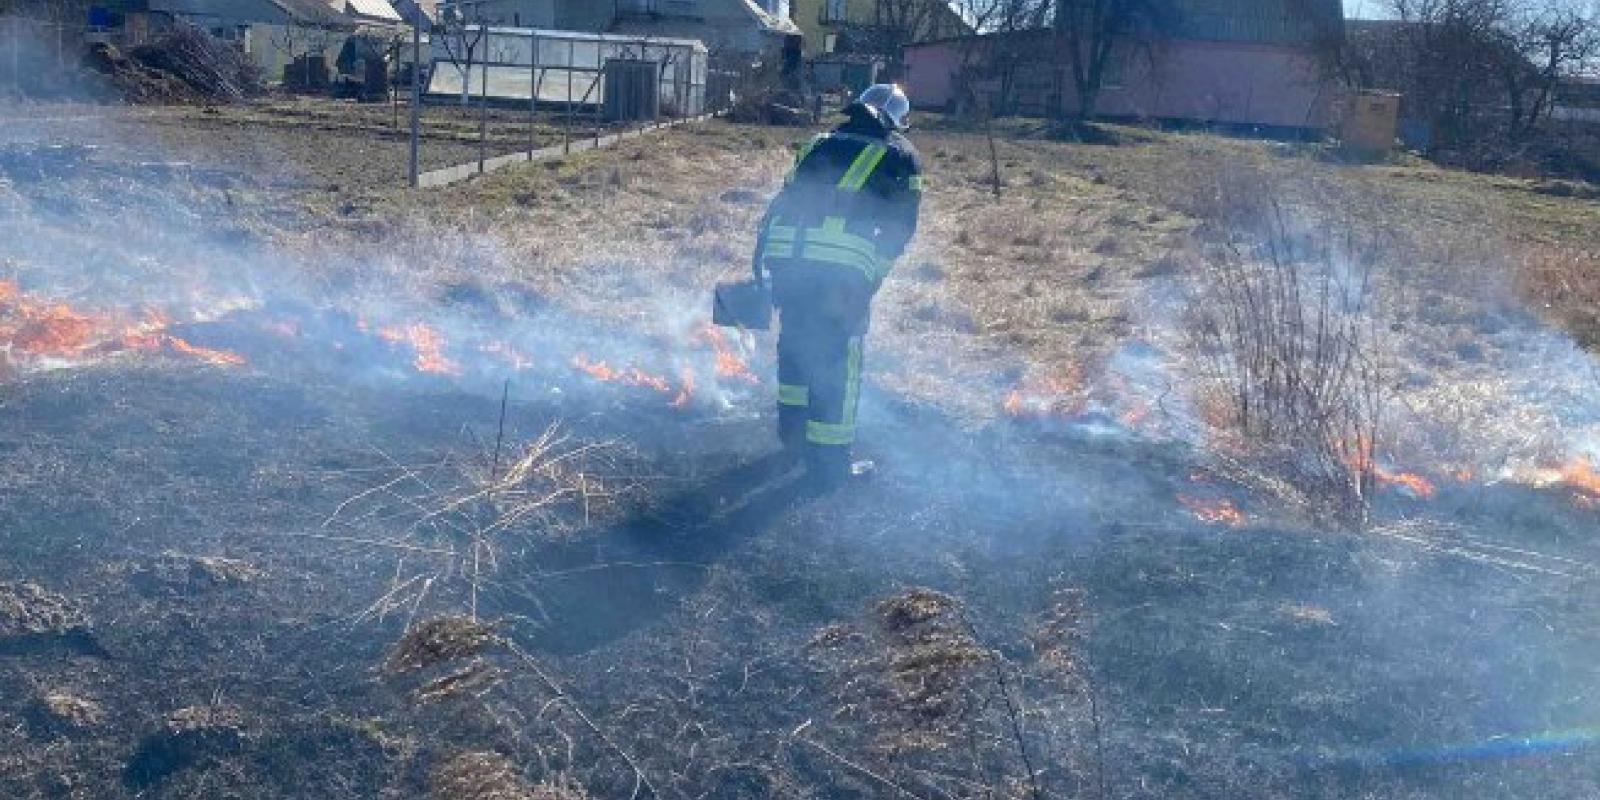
[85,24,263,103]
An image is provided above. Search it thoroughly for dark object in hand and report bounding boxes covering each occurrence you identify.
[713,279,772,331]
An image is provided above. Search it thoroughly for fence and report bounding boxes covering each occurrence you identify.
[1,15,92,94]
[406,24,737,187]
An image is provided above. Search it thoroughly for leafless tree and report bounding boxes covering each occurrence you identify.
[1385,0,1598,146]
[1498,2,1600,139]
[948,0,1053,112]
[438,10,487,107]
[1053,0,1162,119]
[945,0,1054,194]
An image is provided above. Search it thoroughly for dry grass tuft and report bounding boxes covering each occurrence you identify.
[164,703,246,735]
[38,692,105,728]
[384,616,499,676]
[430,751,588,800]
[817,588,991,748]
[415,660,504,704]
[1518,243,1600,350]
[876,587,960,632]
[0,581,88,637]
[321,422,645,623]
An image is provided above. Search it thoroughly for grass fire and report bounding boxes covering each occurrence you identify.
[3,14,1600,800]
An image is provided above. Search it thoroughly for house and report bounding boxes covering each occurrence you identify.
[903,0,1345,133]
[789,0,968,58]
[107,0,405,82]
[438,0,799,55]
[1553,77,1600,125]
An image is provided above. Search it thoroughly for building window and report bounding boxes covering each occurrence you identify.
[821,0,847,23]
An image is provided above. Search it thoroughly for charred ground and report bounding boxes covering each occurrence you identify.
[1,101,1599,799]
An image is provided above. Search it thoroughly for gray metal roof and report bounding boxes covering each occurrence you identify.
[268,0,345,24]
[463,24,708,51]
[1155,0,1343,45]
[345,0,401,22]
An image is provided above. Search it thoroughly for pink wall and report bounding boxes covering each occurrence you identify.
[904,41,965,109]
[905,37,1342,130]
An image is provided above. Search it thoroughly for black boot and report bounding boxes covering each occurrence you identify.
[804,446,851,494]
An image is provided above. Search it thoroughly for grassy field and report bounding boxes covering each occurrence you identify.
[3,99,1599,800]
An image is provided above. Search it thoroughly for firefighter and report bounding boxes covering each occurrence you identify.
[753,84,924,490]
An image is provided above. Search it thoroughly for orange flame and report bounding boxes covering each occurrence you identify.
[1513,457,1600,508]
[1559,458,1600,495]
[672,367,696,408]
[162,335,247,366]
[1336,434,1436,499]
[1177,494,1245,526]
[1003,367,1084,417]
[695,323,760,385]
[377,322,459,375]
[0,280,245,371]
[1120,401,1152,429]
[1372,465,1436,498]
[571,355,676,395]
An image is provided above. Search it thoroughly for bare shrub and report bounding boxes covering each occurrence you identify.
[1186,194,1387,525]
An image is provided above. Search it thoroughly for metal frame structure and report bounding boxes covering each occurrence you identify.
[424,25,708,117]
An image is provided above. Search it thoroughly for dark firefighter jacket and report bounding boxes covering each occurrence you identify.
[755,105,924,293]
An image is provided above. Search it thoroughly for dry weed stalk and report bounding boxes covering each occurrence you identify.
[316,421,644,623]
[1187,191,1387,525]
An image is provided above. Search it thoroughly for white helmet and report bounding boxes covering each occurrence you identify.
[857,83,910,129]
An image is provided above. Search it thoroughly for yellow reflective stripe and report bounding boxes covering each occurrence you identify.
[804,335,863,447]
[767,219,890,282]
[837,144,887,191]
[778,383,809,406]
[761,245,795,263]
[807,420,854,446]
[909,175,924,193]
[799,244,879,281]
[843,336,862,428]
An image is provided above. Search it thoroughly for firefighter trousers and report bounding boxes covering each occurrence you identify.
[774,313,868,481]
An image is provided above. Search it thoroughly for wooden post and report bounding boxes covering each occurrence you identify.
[528,30,536,160]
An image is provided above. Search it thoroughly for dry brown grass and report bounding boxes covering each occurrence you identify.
[430,751,588,800]
[269,114,1600,426]
[1518,243,1600,350]
[384,615,499,675]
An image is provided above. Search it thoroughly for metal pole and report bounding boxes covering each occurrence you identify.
[537,30,544,160]
[478,28,487,174]
[9,17,18,94]
[408,19,420,188]
[593,44,601,147]
[564,39,573,154]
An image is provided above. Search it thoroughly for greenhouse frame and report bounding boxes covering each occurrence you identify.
[425,25,709,118]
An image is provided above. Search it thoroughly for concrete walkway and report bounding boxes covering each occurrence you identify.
[416,114,714,189]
